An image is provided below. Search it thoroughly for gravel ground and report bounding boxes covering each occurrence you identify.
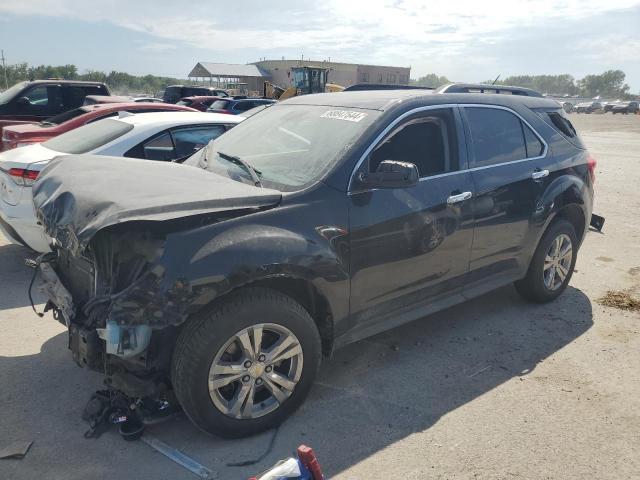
[0,113,639,479]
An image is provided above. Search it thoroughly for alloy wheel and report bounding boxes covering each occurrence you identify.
[543,233,573,291]
[208,323,304,419]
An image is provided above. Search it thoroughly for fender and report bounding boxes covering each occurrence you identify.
[525,171,591,260]
[104,186,351,332]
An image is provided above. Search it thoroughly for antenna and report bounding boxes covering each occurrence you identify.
[1,50,8,90]
[491,74,501,85]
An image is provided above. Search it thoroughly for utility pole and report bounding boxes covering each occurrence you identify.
[1,50,8,90]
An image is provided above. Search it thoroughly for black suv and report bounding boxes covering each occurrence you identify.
[0,80,110,131]
[33,90,596,438]
[162,85,229,103]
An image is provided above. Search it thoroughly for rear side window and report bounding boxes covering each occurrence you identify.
[209,100,230,110]
[547,112,576,137]
[537,109,585,149]
[42,107,87,125]
[465,108,526,166]
[43,118,133,154]
[233,101,255,112]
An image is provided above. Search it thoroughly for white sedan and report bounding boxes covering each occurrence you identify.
[0,111,243,252]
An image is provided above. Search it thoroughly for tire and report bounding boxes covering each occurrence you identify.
[515,219,578,303]
[171,287,322,438]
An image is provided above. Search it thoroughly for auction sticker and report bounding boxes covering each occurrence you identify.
[320,110,368,122]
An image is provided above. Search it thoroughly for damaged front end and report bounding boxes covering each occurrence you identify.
[40,229,184,397]
[31,155,282,398]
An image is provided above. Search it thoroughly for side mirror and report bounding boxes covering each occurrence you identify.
[358,160,419,189]
[16,97,31,106]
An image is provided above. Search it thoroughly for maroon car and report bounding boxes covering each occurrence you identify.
[1,102,197,151]
[176,96,224,112]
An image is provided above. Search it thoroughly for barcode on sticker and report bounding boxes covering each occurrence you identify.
[320,110,367,122]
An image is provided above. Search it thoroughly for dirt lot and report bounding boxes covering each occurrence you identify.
[1,114,639,479]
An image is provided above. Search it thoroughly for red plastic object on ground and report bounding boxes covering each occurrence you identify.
[249,444,324,480]
[297,445,324,480]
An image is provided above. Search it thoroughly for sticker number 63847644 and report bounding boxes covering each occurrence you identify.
[320,110,368,122]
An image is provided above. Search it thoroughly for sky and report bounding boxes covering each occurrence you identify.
[0,0,639,91]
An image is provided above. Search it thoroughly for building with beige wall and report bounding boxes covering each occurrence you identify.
[187,59,411,92]
[252,59,411,88]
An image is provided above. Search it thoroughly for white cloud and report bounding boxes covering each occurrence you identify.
[1,0,639,86]
[137,42,178,53]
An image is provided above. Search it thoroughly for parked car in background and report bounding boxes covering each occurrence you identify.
[604,101,621,113]
[0,80,110,135]
[0,111,241,251]
[561,102,574,113]
[84,95,133,105]
[1,102,197,151]
[208,98,277,114]
[133,97,165,103]
[612,101,639,114]
[163,85,229,103]
[84,95,166,105]
[33,90,596,438]
[177,96,224,111]
[575,101,604,113]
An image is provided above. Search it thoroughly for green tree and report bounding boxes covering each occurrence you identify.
[577,70,630,98]
[410,73,450,88]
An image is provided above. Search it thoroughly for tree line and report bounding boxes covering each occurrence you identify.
[411,70,636,99]
[1,63,185,95]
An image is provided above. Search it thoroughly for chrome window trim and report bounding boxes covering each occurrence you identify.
[347,103,548,194]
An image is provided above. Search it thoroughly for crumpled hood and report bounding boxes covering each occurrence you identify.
[33,155,282,254]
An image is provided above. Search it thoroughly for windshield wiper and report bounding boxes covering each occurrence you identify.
[217,151,263,187]
[39,121,55,126]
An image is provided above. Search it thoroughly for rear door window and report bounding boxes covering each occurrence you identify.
[465,107,527,166]
[523,124,544,157]
[43,118,134,154]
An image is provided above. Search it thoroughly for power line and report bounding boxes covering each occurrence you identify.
[1,50,8,90]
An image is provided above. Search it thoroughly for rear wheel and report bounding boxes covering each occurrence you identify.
[515,219,577,303]
[171,287,321,438]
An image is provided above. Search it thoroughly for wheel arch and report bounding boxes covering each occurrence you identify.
[188,274,336,357]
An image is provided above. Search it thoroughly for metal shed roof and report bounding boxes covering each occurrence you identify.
[188,62,268,78]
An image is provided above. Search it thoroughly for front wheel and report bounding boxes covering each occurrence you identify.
[515,219,578,303]
[171,287,321,438]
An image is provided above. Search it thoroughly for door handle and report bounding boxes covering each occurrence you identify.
[447,191,472,204]
[531,169,549,180]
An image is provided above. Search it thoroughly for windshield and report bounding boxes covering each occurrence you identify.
[185,104,379,191]
[43,118,134,154]
[41,107,88,126]
[0,81,28,105]
[176,99,192,106]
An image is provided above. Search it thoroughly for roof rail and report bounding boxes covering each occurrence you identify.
[343,83,434,92]
[436,83,543,97]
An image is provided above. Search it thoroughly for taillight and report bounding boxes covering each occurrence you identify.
[8,168,39,186]
[587,154,597,184]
